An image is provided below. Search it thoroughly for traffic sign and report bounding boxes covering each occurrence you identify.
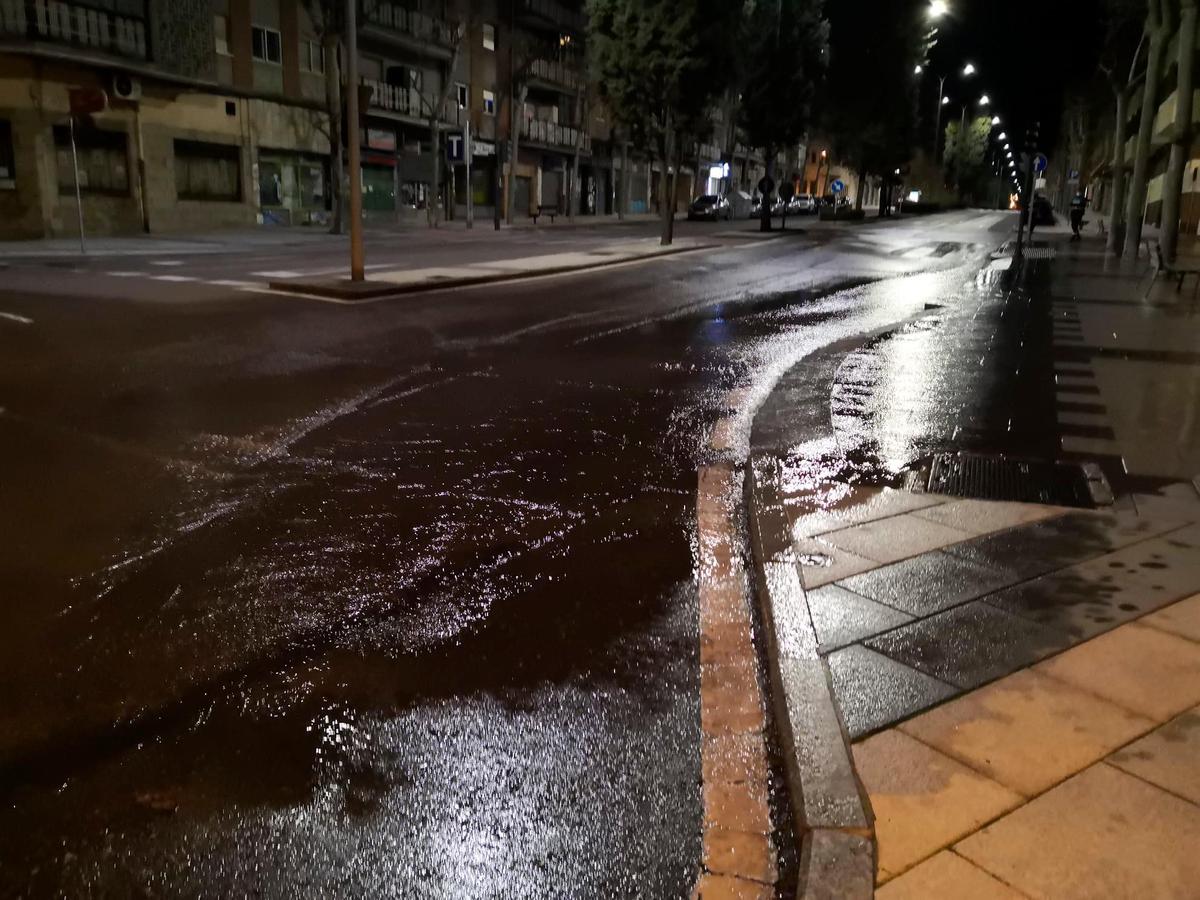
[1034,153,1048,174]
[830,178,845,194]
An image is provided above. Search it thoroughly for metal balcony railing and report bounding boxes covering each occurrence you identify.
[521,117,590,153]
[519,0,585,31]
[0,0,148,60]
[362,78,458,125]
[360,1,453,48]
[529,58,581,91]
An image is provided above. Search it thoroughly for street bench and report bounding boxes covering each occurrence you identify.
[1149,239,1200,292]
[531,204,560,225]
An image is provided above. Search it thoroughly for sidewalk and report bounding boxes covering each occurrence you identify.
[742,228,1200,897]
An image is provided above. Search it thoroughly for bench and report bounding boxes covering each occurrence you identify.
[531,204,559,225]
[1149,239,1200,292]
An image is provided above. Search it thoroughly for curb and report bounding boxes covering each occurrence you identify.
[266,242,720,300]
[745,454,876,899]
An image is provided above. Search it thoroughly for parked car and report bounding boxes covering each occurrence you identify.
[687,194,733,221]
[788,194,818,215]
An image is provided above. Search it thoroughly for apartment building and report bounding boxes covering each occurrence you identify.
[0,0,787,240]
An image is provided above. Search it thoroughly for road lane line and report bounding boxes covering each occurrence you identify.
[149,260,184,266]
[105,271,143,277]
[0,311,34,325]
[152,275,199,282]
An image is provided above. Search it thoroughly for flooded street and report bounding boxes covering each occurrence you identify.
[0,212,1014,896]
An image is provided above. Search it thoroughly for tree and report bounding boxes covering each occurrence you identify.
[301,0,346,235]
[588,0,742,245]
[943,116,995,204]
[821,0,923,213]
[414,17,467,229]
[739,0,830,231]
[1123,0,1174,257]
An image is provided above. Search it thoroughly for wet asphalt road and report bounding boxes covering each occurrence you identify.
[0,211,1014,897]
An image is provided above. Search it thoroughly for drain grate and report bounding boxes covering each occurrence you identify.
[918,453,1111,508]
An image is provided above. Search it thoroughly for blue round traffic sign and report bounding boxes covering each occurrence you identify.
[830,178,845,194]
[1034,153,1048,174]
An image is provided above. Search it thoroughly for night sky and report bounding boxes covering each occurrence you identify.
[923,0,1106,152]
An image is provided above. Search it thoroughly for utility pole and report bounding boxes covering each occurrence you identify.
[465,119,473,228]
[934,75,946,162]
[345,0,364,281]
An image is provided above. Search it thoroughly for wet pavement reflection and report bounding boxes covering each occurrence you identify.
[0,212,1014,896]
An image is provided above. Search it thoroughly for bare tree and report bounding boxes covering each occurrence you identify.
[301,0,347,235]
[415,17,467,228]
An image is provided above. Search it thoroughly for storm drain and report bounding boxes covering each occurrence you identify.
[911,452,1112,508]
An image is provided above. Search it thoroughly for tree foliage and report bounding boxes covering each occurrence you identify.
[943,116,995,203]
[821,0,923,198]
[588,0,741,242]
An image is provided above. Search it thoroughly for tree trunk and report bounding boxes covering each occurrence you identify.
[1161,0,1197,261]
[506,84,527,225]
[759,146,773,233]
[324,34,344,235]
[617,135,627,220]
[1124,0,1170,257]
[855,168,866,211]
[659,121,676,246]
[429,118,441,228]
[1107,86,1130,252]
[568,86,585,221]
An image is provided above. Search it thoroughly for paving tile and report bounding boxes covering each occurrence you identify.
[806,583,913,652]
[911,498,1068,537]
[946,511,1180,580]
[1108,706,1200,804]
[866,601,1073,691]
[803,830,875,900]
[986,529,1200,641]
[876,850,1026,898]
[1132,491,1200,524]
[693,872,772,900]
[840,551,1017,617]
[1035,622,1200,721]
[794,537,878,590]
[787,486,946,540]
[899,668,1153,797]
[853,729,1022,878]
[826,645,956,739]
[703,828,777,884]
[1140,592,1200,643]
[702,733,768,785]
[821,513,972,565]
[956,763,1200,900]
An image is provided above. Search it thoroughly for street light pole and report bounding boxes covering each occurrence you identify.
[345,0,365,281]
[934,75,946,161]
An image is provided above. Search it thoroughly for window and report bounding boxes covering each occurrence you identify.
[174,140,241,202]
[251,25,282,64]
[482,23,495,51]
[301,39,324,74]
[54,125,128,195]
[0,120,14,189]
[259,160,283,207]
[482,90,495,116]
[456,83,468,110]
[214,15,230,55]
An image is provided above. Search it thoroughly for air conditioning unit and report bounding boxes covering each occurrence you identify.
[111,74,142,102]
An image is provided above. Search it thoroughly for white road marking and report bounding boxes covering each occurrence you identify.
[105,271,143,277]
[150,260,184,267]
[251,270,306,279]
[152,275,199,282]
[0,311,34,325]
[208,279,259,288]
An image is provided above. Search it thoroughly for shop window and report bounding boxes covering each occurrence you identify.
[301,39,324,74]
[482,23,495,51]
[456,83,468,110]
[259,160,283,207]
[252,25,283,64]
[483,90,495,116]
[174,140,241,202]
[299,162,326,209]
[214,15,230,55]
[53,124,129,195]
[0,120,14,189]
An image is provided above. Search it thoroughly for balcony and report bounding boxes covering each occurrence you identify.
[521,117,591,154]
[362,78,460,127]
[0,0,148,61]
[359,0,455,59]
[517,0,585,33]
[528,58,581,93]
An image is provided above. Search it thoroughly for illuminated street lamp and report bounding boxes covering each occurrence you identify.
[998,132,1007,140]
[928,0,949,18]
[941,95,950,105]
[991,116,1001,126]
[914,64,924,75]
[962,62,976,77]
[978,94,990,106]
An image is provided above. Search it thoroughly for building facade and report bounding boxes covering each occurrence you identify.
[0,0,804,240]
